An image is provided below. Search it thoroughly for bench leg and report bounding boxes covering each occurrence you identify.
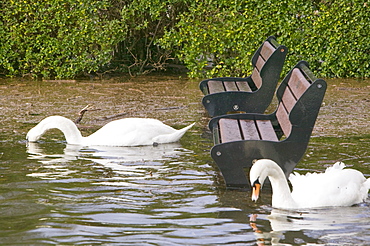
[210,141,303,188]
[211,143,253,188]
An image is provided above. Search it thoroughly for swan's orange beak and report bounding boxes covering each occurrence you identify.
[251,182,261,202]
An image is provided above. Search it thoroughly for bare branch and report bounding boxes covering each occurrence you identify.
[75,104,101,124]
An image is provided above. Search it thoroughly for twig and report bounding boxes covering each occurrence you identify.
[128,88,145,94]
[154,106,186,111]
[75,104,101,124]
[95,112,129,121]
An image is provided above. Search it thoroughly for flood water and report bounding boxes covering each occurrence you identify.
[0,75,369,245]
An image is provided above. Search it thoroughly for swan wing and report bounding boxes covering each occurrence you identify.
[86,118,192,146]
[289,162,347,195]
[290,163,369,207]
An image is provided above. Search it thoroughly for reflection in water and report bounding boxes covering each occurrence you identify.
[250,205,370,245]
[26,142,188,180]
[27,142,186,163]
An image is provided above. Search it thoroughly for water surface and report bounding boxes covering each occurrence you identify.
[0,76,369,245]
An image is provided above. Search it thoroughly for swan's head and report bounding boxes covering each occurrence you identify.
[250,159,277,202]
[26,125,43,142]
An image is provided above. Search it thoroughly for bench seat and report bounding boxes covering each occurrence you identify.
[218,118,278,142]
[207,80,253,94]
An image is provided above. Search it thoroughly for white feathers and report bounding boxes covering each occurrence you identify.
[250,159,370,209]
[26,115,194,147]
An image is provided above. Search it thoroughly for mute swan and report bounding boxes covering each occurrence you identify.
[26,115,195,147]
[250,159,370,209]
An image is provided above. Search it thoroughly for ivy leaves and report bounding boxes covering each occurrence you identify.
[159,0,370,78]
[0,0,369,79]
[0,0,123,79]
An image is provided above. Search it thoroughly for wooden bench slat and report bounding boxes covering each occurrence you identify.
[235,81,252,92]
[255,120,279,141]
[260,41,275,60]
[208,80,225,94]
[281,87,296,113]
[224,81,239,91]
[251,68,262,89]
[255,56,265,71]
[239,119,260,140]
[276,104,292,136]
[219,118,243,143]
[288,68,311,99]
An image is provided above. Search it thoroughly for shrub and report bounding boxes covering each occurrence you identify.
[116,0,189,75]
[0,0,369,79]
[159,0,370,78]
[0,0,124,79]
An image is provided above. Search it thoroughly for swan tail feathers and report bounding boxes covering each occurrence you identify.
[153,122,195,144]
[179,122,196,133]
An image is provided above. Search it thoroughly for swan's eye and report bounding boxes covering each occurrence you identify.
[252,179,260,187]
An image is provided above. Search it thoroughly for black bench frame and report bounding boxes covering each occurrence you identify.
[208,61,327,188]
[199,36,288,117]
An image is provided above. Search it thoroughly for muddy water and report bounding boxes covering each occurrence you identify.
[0,76,369,245]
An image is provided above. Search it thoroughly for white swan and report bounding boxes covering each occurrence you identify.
[250,159,370,209]
[26,115,195,147]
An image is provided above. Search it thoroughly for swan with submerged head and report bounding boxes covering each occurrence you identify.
[250,159,370,209]
[26,115,195,146]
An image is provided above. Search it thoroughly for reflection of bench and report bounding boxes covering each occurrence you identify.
[208,61,327,188]
[199,36,287,117]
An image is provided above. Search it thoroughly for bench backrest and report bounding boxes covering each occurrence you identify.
[250,40,277,89]
[207,41,275,93]
[248,36,287,90]
[275,62,327,141]
[202,36,286,93]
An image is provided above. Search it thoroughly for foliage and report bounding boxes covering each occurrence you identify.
[159,0,370,78]
[0,0,369,79]
[306,1,370,77]
[116,0,189,75]
[0,0,124,79]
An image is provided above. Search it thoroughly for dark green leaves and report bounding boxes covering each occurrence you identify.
[0,0,369,79]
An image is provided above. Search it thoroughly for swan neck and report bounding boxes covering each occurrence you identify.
[268,166,297,208]
[42,117,83,144]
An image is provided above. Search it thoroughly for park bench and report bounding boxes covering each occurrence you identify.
[208,61,327,188]
[199,36,288,117]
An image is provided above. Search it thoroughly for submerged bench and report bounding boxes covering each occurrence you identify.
[199,36,288,117]
[208,61,327,188]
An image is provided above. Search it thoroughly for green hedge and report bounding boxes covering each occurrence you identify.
[0,0,124,79]
[159,0,370,78]
[0,0,369,79]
